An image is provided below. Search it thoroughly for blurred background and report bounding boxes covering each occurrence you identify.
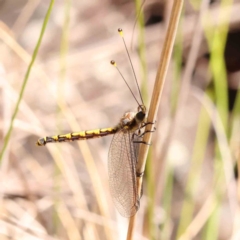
[0,0,240,239]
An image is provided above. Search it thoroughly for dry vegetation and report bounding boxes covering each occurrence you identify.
[0,0,240,240]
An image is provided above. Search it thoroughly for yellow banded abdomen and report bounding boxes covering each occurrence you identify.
[36,127,117,146]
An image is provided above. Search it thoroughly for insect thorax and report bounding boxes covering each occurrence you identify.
[117,109,146,132]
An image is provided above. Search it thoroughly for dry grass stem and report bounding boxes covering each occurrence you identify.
[127,0,184,239]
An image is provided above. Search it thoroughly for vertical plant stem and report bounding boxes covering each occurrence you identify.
[127,0,183,239]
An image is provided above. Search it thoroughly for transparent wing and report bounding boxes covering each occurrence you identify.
[108,129,140,217]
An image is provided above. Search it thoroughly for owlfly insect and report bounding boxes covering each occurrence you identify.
[37,29,153,217]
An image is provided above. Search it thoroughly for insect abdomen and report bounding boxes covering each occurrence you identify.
[37,128,117,146]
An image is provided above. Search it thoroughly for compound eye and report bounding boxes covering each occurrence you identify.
[136,111,145,121]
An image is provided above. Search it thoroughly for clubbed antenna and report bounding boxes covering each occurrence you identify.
[110,60,141,107]
[118,28,144,105]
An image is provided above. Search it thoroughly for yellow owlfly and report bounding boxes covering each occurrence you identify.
[37,29,154,217]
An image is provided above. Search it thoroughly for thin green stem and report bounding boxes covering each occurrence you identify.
[0,0,55,162]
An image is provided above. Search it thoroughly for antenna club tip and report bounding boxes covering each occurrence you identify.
[118,28,123,37]
[110,60,117,67]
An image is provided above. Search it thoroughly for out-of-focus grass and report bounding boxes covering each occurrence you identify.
[176,103,211,238]
[53,0,71,234]
[134,0,155,239]
[203,1,232,239]
[161,165,174,240]
[161,8,184,240]
[0,0,55,162]
[171,12,183,114]
[205,0,231,132]
[134,0,148,101]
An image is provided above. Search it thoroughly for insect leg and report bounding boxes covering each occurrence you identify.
[140,121,155,129]
[132,126,154,139]
[133,140,151,145]
[136,172,144,198]
[138,129,155,138]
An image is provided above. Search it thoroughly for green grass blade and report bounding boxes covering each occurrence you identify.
[176,102,211,238]
[0,0,55,162]
[53,0,71,234]
[134,0,148,102]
